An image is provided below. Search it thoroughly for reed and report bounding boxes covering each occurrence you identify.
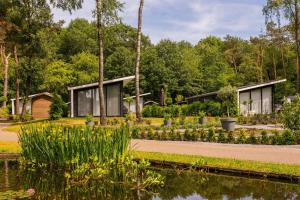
[19,123,130,167]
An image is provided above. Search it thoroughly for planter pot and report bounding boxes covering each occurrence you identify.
[198,117,206,125]
[164,120,172,127]
[85,121,95,127]
[220,118,236,132]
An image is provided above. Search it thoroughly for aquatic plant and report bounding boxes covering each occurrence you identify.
[19,123,130,167]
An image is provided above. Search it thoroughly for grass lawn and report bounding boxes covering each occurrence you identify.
[0,142,20,153]
[133,151,300,176]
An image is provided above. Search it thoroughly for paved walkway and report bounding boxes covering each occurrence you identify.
[131,139,300,165]
[236,124,283,130]
[0,123,18,142]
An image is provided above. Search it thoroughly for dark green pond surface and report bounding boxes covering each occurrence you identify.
[1,160,300,200]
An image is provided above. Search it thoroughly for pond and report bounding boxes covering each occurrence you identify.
[1,160,300,200]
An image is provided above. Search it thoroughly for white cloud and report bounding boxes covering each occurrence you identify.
[52,0,266,44]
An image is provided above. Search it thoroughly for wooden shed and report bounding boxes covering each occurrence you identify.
[11,92,53,119]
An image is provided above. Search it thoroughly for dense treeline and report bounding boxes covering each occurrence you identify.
[0,1,298,109]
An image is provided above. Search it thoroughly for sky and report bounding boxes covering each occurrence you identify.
[52,0,267,44]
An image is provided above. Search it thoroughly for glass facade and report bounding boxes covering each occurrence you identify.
[76,84,121,117]
[106,84,121,116]
[77,89,92,116]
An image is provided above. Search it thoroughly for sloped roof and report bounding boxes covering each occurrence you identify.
[11,92,53,101]
[186,79,287,100]
[68,76,135,91]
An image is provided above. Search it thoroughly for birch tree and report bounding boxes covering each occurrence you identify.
[135,0,144,122]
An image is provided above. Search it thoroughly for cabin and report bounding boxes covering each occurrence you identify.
[186,79,287,116]
[11,92,53,118]
[123,93,151,113]
[68,76,149,117]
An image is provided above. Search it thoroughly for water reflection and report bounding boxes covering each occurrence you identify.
[1,160,300,200]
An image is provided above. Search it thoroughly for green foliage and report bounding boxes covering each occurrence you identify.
[280,130,296,145]
[237,130,247,144]
[49,94,66,120]
[217,131,226,143]
[226,132,235,143]
[247,132,258,144]
[217,85,237,117]
[280,96,300,130]
[19,123,130,166]
[85,114,93,123]
[260,130,269,144]
[0,107,9,119]
[207,128,216,142]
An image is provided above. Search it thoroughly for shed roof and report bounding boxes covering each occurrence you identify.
[11,92,52,101]
[68,76,135,91]
[123,93,151,100]
[186,79,287,100]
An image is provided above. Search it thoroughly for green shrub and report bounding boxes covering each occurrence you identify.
[131,127,140,138]
[0,107,9,119]
[203,101,222,116]
[280,95,300,130]
[280,130,296,145]
[207,128,216,142]
[169,128,177,141]
[226,132,235,143]
[237,129,247,144]
[199,129,207,141]
[49,93,67,120]
[247,132,258,144]
[148,129,155,140]
[260,130,269,144]
[217,131,226,143]
[270,130,280,145]
[161,129,168,140]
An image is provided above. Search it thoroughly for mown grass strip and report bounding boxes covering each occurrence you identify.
[133,151,300,177]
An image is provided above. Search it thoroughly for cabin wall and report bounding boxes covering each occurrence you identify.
[72,82,123,117]
[31,96,52,118]
[239,86,273,116]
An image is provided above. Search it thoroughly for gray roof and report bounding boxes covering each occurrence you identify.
[123,93,151,100]
[68,76,135,91]
[186,79,287,100]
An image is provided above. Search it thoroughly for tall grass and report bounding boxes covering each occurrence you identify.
[19,123,130,167]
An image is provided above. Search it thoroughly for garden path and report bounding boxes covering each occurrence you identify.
[236,124,283,130]
[131,139,300,165]
[0,123,18,142]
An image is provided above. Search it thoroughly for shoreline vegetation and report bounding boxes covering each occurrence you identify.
[1,143,300,182]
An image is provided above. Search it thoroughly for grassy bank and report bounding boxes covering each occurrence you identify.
[0,142,20,153]
[133,151,300,176]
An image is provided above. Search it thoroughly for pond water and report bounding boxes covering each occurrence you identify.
[1,160,300,200]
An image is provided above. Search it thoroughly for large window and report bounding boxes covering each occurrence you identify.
[106,84,121,116]
[93,88,106,116]
[77,89,92,116]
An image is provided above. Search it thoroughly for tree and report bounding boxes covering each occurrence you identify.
[135,0,144,122]
[264,0,300,91]
[95,0,122,125]
[0,45,10,107]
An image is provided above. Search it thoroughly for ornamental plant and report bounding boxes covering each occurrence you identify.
[217,85,237,117]
[280,95,300,130]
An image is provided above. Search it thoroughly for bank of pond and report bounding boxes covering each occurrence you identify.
[1,160,300,199]
[1,123,300,199]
